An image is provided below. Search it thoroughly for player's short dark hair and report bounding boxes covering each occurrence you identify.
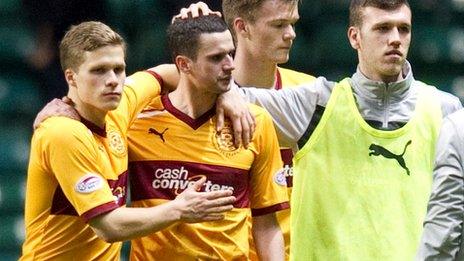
[349,0,410,26]
[167,15,228,62]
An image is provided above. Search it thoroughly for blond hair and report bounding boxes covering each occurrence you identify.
[59,21,126,71]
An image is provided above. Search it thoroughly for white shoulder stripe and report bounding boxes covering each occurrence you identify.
[137,110,167,119]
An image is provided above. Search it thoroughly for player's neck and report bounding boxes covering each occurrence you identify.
[76,105,107,129]
[233,48,278,89]
[359,62,404,84]
[169,81,217,119]
[68,93,107,129]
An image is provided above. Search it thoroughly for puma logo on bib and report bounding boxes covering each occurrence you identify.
[369,140,412,175]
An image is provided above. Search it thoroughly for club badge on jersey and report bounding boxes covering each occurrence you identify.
[213,121,240,157]
[108,130,126,157]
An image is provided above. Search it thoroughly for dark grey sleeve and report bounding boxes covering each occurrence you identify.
[417,112,464,260]
[240,77,328,148]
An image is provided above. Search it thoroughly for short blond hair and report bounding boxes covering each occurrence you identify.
[59,21,126,71]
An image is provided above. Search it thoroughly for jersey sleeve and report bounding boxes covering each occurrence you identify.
[417,111,464,260]
[239,77,325,147]
[41,119,118,222]
[113,70,163,131]
[248,108,289,216]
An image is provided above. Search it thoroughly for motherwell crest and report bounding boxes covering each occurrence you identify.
[108,130,126,157]
[213,121,239,157]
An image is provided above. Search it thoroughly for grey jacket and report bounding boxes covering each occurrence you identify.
[417,109,464,261]
[240,61,462,260]
[241,61,461,151]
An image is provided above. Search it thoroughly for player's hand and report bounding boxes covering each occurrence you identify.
[171,1,222,23]
[174,177,236,223]
[33,96,80,130]
[216,87,256,148]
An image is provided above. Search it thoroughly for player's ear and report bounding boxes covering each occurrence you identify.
[347,26,360,50]
[175,55,192,74]
[233,17,249,39]
[64,69,77,87]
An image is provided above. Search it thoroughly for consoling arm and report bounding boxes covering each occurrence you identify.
[89,178,235,243]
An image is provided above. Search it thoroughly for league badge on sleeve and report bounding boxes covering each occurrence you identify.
[274,169,287,186]
[75,174,104,194]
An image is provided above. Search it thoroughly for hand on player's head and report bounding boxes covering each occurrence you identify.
[171,1,222,24]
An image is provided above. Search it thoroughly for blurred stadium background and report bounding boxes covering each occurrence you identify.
[0,0,463,260]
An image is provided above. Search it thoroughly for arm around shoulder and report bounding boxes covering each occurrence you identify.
[241,77,332,147]
[147,64,179,93]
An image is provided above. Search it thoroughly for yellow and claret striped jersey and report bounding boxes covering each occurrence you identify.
[275,67,316,186]
[276,67,316,259]
[127,94,289,260]
[20,71,161,261]
[242,67,316,260]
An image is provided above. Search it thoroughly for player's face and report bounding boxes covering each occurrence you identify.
[72,45,126,113]
[351,5,411,82]
[189,30,235,94]
[246,0,299,64]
